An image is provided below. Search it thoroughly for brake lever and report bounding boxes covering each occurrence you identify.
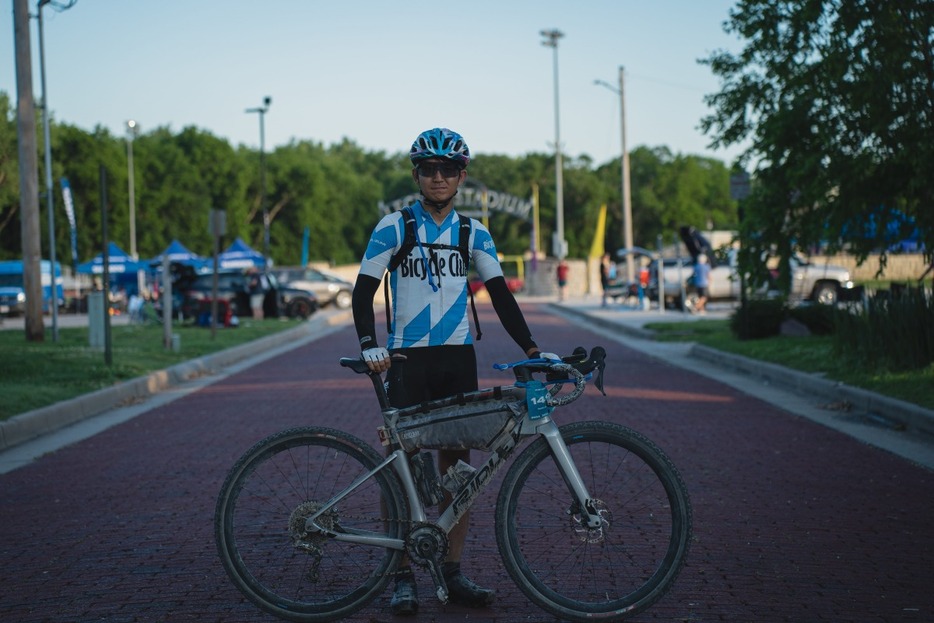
[574,347,606,396]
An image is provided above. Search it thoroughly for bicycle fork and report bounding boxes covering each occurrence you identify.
[539,421,605,530]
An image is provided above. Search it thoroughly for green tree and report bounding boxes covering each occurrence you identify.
[0,92,22,259]
[701,0,934,288]
[52,123,125,265]
[1,87,736,272]
[616,146,737,251]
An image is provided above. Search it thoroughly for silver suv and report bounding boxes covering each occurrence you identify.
[272,267,353,309]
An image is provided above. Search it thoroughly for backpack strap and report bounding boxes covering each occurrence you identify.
[384,206,417,333]
[459,215,482,341]
[382,207,482,341]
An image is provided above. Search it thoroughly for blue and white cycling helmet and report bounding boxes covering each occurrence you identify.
[409,128,470,168]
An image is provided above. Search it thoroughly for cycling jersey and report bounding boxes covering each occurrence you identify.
[359,201,503,349]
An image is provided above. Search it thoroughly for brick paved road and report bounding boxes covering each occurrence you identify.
[1,302,932,622]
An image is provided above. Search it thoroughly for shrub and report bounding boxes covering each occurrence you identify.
[789,303,836,335]
[833,287,934,371]
[730,298,787,340]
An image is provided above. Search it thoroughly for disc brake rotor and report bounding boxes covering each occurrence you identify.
[570,499,612,543]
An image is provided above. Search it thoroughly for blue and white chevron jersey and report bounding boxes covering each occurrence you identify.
[359,201,504,349]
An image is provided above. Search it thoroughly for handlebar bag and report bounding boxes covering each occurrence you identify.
[394,386,527,452]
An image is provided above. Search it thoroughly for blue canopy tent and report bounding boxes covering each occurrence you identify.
[77,242,146,296]
[150,239,206,268]
[77,242,145,275]
[218,237,266,269]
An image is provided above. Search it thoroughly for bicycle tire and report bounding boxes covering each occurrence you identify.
[495,421,692,621]
[215,427,406,622]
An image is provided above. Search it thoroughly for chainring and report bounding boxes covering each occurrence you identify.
[405,522,449,567]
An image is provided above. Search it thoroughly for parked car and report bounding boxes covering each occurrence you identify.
[467,256,526,294]
[176,270,318,320]
[468,274,525,295]
[272,267,353,309]
[0,260,64,316]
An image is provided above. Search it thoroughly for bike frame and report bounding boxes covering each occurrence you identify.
[303,399,603,547]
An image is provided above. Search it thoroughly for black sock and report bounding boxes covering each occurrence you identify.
[441,561,460,579]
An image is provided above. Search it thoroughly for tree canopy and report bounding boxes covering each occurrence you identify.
[0,91,736,270]
[701,0,933,285]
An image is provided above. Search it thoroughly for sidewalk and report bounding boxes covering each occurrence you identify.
[2,298,932,471]
[552,295,934,469]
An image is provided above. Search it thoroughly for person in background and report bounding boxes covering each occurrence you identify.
[600,254,612,307]
[693,253,711,313]
[639,263,651,309]
[556,259,570,301]
[246,267,268,320]
[351,127,558,617]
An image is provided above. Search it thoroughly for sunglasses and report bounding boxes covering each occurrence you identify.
[417,163,462,178]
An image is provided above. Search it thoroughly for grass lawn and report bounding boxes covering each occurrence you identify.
[0,318,302,421]
[646,319,934,411]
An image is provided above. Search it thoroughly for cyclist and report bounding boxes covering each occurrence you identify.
[352,127,554,615]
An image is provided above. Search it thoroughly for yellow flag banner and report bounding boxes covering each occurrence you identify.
[589,204,608,258]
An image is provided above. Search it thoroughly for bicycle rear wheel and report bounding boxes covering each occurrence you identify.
[495,421,692,621]
[215,427,406,622]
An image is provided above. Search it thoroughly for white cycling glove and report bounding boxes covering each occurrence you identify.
[362,347,390,365]
[534,351,562,362]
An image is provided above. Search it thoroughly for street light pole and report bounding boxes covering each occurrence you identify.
[540,29,565,260]
[246,96,272,267]
[595,66,635,283]
[37,0,58,341]
[126,119,142,296]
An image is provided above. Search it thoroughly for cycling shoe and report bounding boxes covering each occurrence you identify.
[390,574,419,616]
[445,572,495,608]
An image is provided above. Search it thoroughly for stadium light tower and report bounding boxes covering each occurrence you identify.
[540,29,566,259]
[246,96,272,266]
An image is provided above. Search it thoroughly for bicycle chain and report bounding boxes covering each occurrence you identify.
[295,508,447,578]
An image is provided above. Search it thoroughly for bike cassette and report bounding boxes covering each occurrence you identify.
[288,501,336,551]
[405,523,449,567]
[287,501,336,583]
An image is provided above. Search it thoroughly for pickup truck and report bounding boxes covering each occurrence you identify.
[663,227,853,307]
[659,247,855,307]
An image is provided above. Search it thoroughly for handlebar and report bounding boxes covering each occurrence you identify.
[493,346,607,406]
[340,346,606,410]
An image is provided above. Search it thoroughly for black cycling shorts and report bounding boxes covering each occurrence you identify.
[387,344,478,409]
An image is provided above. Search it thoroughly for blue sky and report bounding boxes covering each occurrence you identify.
[3,1,747,166]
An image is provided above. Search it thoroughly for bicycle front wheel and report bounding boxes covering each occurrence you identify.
[215,427,406,622]
[495,421,692,621]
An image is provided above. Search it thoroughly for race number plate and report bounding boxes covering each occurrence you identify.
[525,380,554,420]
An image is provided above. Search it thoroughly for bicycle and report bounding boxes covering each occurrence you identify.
[214,346,692,622]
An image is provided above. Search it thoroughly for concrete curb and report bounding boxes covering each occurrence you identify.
[690,344,934,438]
[0,311,353,452]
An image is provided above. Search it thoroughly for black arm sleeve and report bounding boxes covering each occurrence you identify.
[352,273,382,351]
[485,276,538,354]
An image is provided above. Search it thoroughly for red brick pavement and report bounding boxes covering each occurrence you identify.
[1,302,932,622]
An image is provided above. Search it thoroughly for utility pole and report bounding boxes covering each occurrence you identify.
[618,66,634,284]
[38,0,59,341]
[13,0,44,341]
[595,66,635,283]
